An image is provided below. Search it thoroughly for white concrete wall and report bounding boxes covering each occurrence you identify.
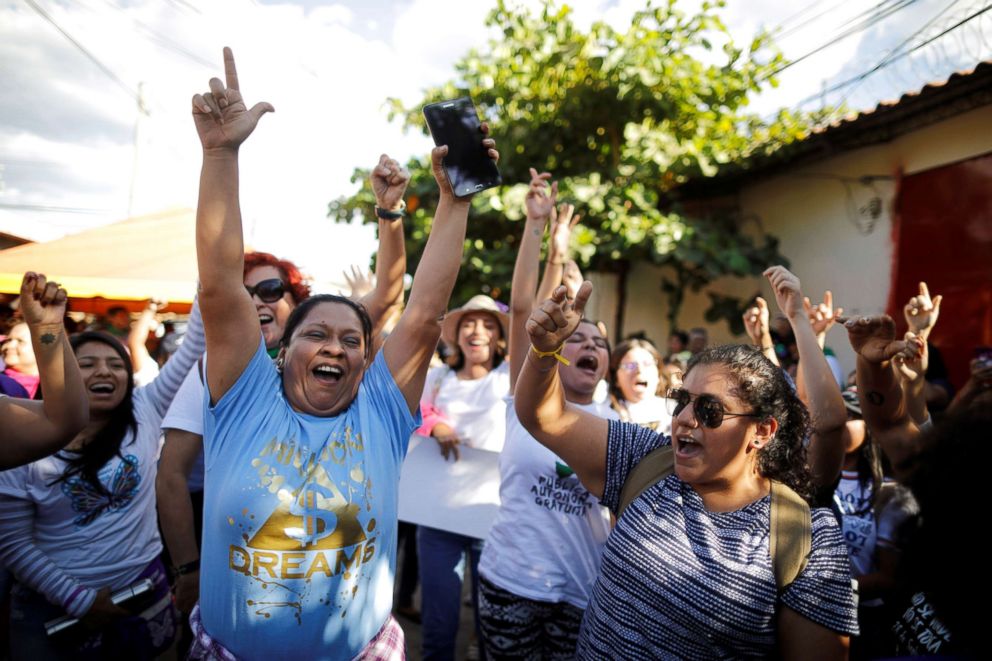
[595,105,992,374]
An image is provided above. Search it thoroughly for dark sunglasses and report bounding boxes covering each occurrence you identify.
[666,387,762,429]
[245,278,287,303]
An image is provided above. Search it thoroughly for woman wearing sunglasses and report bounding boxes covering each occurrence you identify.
[186,48,497,660]
[514,273,858,659]
[608,338,673,434]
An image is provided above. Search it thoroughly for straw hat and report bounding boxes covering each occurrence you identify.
[441,295,509,348]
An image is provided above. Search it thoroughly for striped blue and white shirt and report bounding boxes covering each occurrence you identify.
[576,420,858,659]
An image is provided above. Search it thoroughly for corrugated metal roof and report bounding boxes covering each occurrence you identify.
[677,60,992,197]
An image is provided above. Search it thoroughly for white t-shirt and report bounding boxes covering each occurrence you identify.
[0,302,204,616]
[834,472,918,606]
[478,397,618,609]
[834,471,877,577]
[161,364,206,492]
[0,395,163,587]
[422,362,511,452]
[614,395,673,436]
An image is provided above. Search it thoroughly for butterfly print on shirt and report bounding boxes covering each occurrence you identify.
[61,454,142,526]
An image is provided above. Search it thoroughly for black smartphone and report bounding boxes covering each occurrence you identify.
[423,97,501,198]
[45,578,155,636]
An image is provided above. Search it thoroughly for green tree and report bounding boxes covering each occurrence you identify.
[329,0,823,336]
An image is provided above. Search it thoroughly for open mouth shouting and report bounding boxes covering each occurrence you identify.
[674,432,703,460]
[258,312,274,326]
[312,363,344,385]
[575,353,600,376]
[87,381,117,398]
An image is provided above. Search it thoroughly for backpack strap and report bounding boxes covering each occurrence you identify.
[617,449,812,593]
[769,479,812,592]
[617,446,675,518]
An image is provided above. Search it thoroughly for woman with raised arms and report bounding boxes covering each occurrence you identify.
[514,269,858,660]
[188,48,497,660]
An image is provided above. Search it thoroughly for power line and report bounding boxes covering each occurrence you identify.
[0,202,111,215]
[773,0,843,35]
[776,0,863,40]
[769,0,921,78]
[98,0,215,68]
[828,0,969,113]
[22,0,146,110]
[799,0,988,109]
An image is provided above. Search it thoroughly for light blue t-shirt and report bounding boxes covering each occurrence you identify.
[200,339,418,660]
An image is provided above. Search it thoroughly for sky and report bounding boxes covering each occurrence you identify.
[1,0,989,288]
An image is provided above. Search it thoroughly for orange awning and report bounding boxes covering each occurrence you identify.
[0,208,197,314]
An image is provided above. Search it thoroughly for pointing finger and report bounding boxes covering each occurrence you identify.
[223,47,240,91]
[919,281,929,299]
[824,290,832,308]
[572,281,593,318]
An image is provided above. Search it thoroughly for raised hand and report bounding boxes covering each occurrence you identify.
[804,290,843,338]
[742,296,770,345]
[524,168,557,221]
[903,281,942,338]
[430,122,498,198]
[549,202,581,264]
[969,356,992,385]
[527,282,592,353]
[343,265,375,300]
[844,315,908,364]
[370,154,410,212]
[19,272,67,328]
[191,47,274,152]
[894,331,927,383]
[764,266,804,320]
[562,260,584,300]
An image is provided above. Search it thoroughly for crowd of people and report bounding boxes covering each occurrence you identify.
[0,47,986,660]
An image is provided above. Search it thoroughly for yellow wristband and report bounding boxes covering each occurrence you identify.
[530,344,570,366]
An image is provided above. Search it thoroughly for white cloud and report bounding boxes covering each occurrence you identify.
[1,0,987,280]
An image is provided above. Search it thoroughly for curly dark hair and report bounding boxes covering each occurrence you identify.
[685,344,814,503]
[243,251,311,304]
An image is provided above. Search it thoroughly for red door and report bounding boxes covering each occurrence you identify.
[888,152,992,390]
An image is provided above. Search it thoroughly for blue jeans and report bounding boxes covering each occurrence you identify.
[417,526,485,661]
